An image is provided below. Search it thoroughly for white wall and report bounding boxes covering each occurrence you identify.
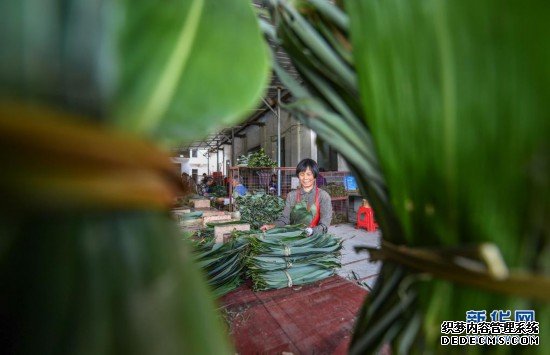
[337,154,349,171]
[170,157,189,174]
[233,109,315,168]
[176,148,228,177]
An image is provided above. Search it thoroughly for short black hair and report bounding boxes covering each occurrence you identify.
[296,158,319,178]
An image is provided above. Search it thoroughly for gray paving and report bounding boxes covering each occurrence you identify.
[328,223,382,290]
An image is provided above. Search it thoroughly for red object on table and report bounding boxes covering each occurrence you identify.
[356,206,378,231]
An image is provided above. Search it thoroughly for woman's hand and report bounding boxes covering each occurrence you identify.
[260,224,275,232]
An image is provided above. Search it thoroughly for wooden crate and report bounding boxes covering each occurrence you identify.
[171,208,192,216]
[190,199,211,209]
[200,210,227,217]
[178,218,203,230]
[214,223,250,243]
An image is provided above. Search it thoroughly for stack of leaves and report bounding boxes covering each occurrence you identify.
[184,227,249,298]
[247,148,277,168]
[246,226,342,291]
[235,191,285,229]
[322,183,347,197]
[266,0,549,354]
[184,227,215,251]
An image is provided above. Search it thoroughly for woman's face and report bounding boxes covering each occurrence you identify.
[298,168,315,189]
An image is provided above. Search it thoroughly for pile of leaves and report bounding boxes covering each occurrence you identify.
[247,148,277,168]
[321,183,347,197]
[246,226,342,291]
[184,225,343,295]
[236,154,249,166]
[235,192,285,229]
[183,227,249,298]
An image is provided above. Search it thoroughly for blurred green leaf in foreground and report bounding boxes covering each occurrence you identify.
[1,0,271,354]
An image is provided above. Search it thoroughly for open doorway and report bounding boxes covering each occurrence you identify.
[316,139,338,171]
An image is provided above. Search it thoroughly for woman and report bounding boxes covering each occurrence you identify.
[260,158,332,236]
[268,173,277,194]
[231,176,248,197]
[198,176,214,196]
[181,172,198,195]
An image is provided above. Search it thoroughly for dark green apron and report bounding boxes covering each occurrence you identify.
[289,187,320,227]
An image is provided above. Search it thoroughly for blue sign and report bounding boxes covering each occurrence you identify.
[345,176,358,191]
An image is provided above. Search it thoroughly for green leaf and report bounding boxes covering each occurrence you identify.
[0,0,270,141]
[1,211,232,354]
[347,0,549,353]
[347,0,548,261]
[114,0,270,140]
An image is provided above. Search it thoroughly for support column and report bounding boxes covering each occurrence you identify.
[216,148,219,173]
[277,87,282,197]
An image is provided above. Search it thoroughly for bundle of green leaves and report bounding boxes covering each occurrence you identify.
[184,227,249,298]
[247,148,277,168]
[251,265,336,291]
[246,226,342,291]
[183,227,214,252]
[235,192,285,229]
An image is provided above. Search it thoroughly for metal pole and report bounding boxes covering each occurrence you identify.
[277,87,282,196]
[231,128,235,168]
[216,147,221,175]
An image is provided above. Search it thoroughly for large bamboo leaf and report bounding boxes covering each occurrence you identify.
[1,211,233,355]
[1,1,271,353]
[346,0,549,353]
[1,0,270,141]
[347,0,548,255]
[114,0,271,140]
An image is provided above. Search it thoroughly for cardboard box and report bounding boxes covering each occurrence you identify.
[201,210,228,217]
[203,214,232,226]
[172,208,192,215]
[190,199,211,209]
[178,218,203,229]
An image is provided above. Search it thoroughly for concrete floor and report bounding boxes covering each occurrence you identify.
[328,223,382,290]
